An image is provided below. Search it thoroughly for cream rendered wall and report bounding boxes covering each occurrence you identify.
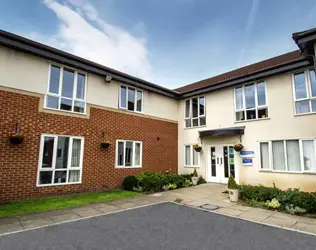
[0,46,178,121]
[178,72,316,192]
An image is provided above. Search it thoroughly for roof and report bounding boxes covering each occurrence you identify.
[292,27,316,41]
[174,50,305,94]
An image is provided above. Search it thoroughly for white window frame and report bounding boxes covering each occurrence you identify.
[234,81,268,122]
[184,96,206,128]
[37,134,84,187]
[184,145,200,168]
[119,85,144,113]
[115,140,142,168]
[45,64,87,114]
[292,68,316,115]
[258,139,316,174]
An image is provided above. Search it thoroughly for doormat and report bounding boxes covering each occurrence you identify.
[200,204,219,210]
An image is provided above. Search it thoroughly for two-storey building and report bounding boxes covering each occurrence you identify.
[1,27,316,201]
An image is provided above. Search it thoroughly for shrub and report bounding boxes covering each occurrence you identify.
[137,172,164,192]
[164,174,186,188]
[122,175,139,191]
[181,174,192,181]
[265,198,281,209]
[168,183,177,189]
[193,168,198,177]
[197,176,207,185]
[227,176,238,189]
[239,185,281,202]
[183,179,191,187]
[285,205,307,215]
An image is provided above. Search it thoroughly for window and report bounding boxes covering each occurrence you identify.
[293,69,316,114]
[45,65,86,114]
[37,134,84,186]
[116,140,142,168]
[119,86,143,112]
[184,97,206,128]
[235,81,268,121]
[259,139,316,173]
[184,145,199,167]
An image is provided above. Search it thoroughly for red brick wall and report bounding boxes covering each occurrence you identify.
[0,90,178,202]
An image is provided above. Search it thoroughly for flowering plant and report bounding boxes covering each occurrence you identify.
[233,143,244,152]
[193,144,202,152]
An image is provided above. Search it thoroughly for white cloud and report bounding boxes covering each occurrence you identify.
[36,0,152,80]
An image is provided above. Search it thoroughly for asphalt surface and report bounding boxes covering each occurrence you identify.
[0,202,316,250]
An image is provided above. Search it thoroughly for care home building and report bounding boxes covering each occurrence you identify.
[1,28,316,202]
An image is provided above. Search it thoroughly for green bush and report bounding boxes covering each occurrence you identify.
[137,172,164,192]
[180,174,192,181]
[265,198,281,209]
[122,175,139,191]
[197,176,207,185]
[164,174,186,188]
[239,185,281,202]
[285,205,307,215]
[227,176,238,189]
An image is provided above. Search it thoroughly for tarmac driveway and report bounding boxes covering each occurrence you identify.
[0,202,315,250]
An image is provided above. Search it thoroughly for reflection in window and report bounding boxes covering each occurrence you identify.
[185,96,206,128]
[119,86,143,112]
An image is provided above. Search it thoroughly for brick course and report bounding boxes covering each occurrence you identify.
[0,90,178,202]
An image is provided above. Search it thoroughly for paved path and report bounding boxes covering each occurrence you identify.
[1,202,316,250]
[1,183,316,236]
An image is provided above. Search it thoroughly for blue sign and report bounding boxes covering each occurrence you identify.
[242,158,253,166]
[240,150,255,158]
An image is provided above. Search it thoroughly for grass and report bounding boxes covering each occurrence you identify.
[0,190,141,218]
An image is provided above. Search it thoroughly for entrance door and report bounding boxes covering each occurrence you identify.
[208,145,235,184]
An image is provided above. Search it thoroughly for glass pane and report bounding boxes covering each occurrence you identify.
[68,170,80,183]
[199,117,206,126]
[294,72,307,99]
[192,118,199,127]
[235,87,243,110]
[185,100,190,118]
[312,100,316,112]
[76,73,85,99]
[211,147,216,177]
[125,141,133,166]
[245,84,255,109]
[117,141,124,166]
[120,86,127,108]
[135,143,141,166]
[246,110,256,120]
[257,82,266,106]
[42,137,55,168]
[39,171,53,185]
[303,141,316,171]
[192,98,198,118]
[71,139,81,167]
[128,88,135,111]
[272,141,286,171]
[193,148,198,165]
[74,101,85,113]
[54,170,67,184]
[260,142,269,169]
[49,66,60,94]
[223,146,229,178]
[286,140,300,171]
[310,70,316,97]
[185,119,191,128]
[61,69,75,98]
[185,146,191,165]
[236,111,245,121]
[46,96,59,109]
[229,146,235,178]
[199,97,205,116]
[136,91,142,112]
[55,137,69,169]
[258,108,268,119]
[295,100,310,114]
[60,98,72,111]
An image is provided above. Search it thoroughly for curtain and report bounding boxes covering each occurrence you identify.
[193,148,198,166]
[71,139,81,167]
[185,146,191,165]
[117,142,124,166]
[260,142,269,169]
[135,143,141,166]
[286,140,300,171]
[69,170,80,182]
[272,141,286,171]
[303,141,316,171]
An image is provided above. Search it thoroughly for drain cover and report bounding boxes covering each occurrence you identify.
[200,204,219,210]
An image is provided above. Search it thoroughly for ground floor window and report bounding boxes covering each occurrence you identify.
[116,140,142,168]
[259,139,316,173]
[37,134,84,186]
[184,145,199,167]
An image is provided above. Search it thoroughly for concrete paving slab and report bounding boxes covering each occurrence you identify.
[238,210,274,222]
[292,222,316,234]
[230,204,253,212]
[0,219,23,234]
[71,207,103,217]
[215,208,243,216]
[20,218,54,229]
[50,213,81,223]
[90,203,121,213]
[116,202,139,209]
[263,216,298,228]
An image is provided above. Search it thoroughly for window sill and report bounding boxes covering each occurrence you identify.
[37,181,82,187]
[115,166,142,169]
[234,117,270,124]
[184,165,200,168]
[118,107,143,114]
[259,170,316,175]
[294,112,316,117]
[44,106,87,116]
[184,125,207,130]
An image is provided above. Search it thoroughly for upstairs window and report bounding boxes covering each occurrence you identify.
[293,69,316,114]
[235,81,268,121]
[45,65,86,114]
[185,96,206,128]
[119,86,143,112]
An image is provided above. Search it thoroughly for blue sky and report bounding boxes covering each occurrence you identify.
[1,0,316,89]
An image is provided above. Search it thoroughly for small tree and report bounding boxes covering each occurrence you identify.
[193,168,198,177]
[228,176,238,190]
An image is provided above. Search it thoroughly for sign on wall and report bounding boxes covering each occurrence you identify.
[242,158,253,166]
[240,151,255,158]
